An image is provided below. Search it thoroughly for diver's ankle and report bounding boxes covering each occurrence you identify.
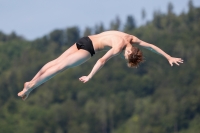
[24,81,35,90]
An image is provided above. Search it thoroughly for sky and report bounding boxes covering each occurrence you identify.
[0,0,200,40]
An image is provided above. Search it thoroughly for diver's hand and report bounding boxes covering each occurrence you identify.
[79,76,91,83]
[168,57,184,66]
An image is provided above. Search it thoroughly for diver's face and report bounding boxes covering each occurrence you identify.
[124,50,129,59]
[124,47,132,59]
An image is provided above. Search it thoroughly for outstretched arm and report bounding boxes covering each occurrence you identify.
[132,36,184,66]
[79,48,120,83]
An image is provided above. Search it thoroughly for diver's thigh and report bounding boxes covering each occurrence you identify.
[57,44,78,60]
[60,50,91,69]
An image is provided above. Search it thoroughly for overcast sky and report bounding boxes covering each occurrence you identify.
[0,0,200,40]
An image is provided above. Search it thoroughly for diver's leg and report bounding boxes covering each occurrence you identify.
[18,49,91,100]
[30,44,78,81]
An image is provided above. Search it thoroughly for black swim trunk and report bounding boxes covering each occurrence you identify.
[76,37,95,56]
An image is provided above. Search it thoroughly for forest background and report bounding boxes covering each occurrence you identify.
[0,1,200,133]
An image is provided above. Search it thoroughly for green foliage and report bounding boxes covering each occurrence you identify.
[110,16,121,31]
[0,4,200,133]
[124,15,136,33]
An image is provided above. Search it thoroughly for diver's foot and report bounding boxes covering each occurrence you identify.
[18,82,33,100]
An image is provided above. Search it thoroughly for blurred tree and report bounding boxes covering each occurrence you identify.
[0,31,23,42]
[167,2,175,27]
[141,8,146,20]
[49,29,65,46]
[188,0,194,11]
[110,16,121,30]
[167,2,174,15]
[65,26,80,45]
[124,15,136,32]
[83,27,92,36]
[153,10,163,29]
[94,23,105,34]
[187,0,196,24]
[141,8,147,25]
[0,31,6,41]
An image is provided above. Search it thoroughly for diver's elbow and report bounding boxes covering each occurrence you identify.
[98,58,106,65]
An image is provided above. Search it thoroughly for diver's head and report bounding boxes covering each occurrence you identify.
[124,46,144,68]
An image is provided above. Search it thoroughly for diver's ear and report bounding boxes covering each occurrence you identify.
[127,49,132,55]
